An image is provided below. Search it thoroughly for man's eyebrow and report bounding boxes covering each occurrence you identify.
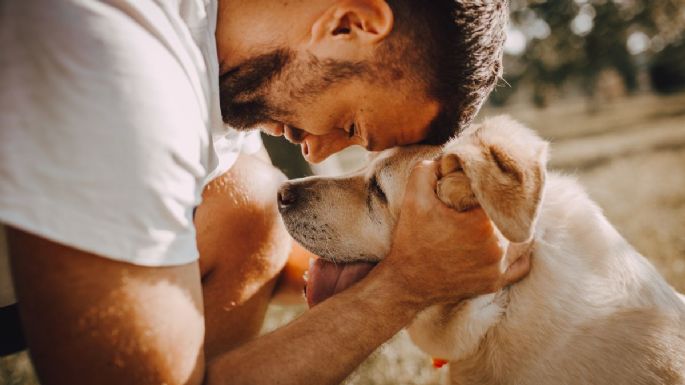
[219,50,292,98]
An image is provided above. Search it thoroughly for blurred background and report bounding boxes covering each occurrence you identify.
[2,0,684,384]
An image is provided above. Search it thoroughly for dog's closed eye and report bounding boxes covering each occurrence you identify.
[369,175,387,203]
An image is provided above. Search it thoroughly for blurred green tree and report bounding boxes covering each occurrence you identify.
[494,0,685,107]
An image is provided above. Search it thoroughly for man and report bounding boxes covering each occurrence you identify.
[0,1,527,384]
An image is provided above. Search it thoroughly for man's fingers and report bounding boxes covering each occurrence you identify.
[405,160,497,240]
[407,160,439,193]
[405,160,440,209]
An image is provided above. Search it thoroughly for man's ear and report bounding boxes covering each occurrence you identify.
[439,116,548,243]
[307,0,393,59]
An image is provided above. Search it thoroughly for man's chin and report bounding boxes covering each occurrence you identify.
[305,259,377,307]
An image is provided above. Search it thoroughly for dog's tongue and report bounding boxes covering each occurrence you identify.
[306,259,376,307]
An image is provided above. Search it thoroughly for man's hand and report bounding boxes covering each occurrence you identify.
[381,160,531,308]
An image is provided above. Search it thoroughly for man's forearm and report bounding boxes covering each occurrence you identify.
[206,261,420,385]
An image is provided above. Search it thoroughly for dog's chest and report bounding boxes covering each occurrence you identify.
[407,292,507,362]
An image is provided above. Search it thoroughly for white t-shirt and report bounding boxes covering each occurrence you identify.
[0,0,262,292]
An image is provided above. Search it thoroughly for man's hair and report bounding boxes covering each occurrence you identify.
[383,0,508,145]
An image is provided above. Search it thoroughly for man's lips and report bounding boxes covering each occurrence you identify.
[301,141,309,157]
[306,259,377,307]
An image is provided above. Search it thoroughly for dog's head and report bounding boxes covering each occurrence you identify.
[278,116,548,263]
[278,145,438,263]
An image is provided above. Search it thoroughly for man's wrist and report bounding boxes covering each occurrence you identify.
[364,255,428,317]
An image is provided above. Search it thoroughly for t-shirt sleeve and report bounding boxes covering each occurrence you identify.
[0,2,210,266]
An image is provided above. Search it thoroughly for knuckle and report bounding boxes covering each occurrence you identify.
[439,153,463,176]
[410,160,432,175]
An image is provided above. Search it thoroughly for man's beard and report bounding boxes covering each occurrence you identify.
[219,49,292,130]
[219,49,368,131]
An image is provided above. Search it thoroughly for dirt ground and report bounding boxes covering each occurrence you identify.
[2,93,684,385]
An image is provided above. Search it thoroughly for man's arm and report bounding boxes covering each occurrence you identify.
[9,228,412,385]
[8,228,206,385]
[207,259,420,385]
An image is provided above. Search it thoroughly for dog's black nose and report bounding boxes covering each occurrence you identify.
[277,183,299,211]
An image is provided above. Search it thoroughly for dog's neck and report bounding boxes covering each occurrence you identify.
[407,239,535,362]
[490,238,535,310]
[504,239,534,276]
[489,238,535,311]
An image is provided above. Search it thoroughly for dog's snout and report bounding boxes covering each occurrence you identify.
[277,183,299,211]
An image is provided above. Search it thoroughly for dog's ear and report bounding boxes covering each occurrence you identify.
[438,116,548,243]
[366,151,382,162]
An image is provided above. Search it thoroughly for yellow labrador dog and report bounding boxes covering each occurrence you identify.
[278,116,685,385]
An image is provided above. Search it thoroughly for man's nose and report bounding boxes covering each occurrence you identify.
[260,122,285,136]
[277,183,299,211]
[284,125,307,144]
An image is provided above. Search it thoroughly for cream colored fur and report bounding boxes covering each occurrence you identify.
[279,115,685,384]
